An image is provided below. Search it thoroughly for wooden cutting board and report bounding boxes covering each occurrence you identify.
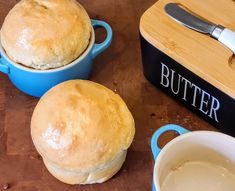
[140,0,235,98]
[0,0,217,191]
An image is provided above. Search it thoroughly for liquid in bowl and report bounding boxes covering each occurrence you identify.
[161,160,235,191]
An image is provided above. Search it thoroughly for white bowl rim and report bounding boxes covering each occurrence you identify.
[153,130,235,191]
[0,28,95,73]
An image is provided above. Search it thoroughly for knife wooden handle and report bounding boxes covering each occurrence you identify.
[218,29,235,54]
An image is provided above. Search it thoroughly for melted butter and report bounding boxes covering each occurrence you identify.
[161,161,235,191]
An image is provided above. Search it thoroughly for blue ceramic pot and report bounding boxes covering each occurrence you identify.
[0,19,112,97]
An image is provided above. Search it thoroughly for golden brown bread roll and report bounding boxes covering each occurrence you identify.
[0,0,91,70]
[31,80,135,184]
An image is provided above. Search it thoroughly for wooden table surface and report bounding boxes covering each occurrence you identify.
[0,1,217,190]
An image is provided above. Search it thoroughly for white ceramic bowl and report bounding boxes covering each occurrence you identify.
[151,124,235,191]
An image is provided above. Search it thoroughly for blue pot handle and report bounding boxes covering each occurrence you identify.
[151,124,189,160]
[0,53,10,74]
[91,19,112,59]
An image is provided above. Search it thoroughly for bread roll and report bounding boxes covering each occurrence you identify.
[0,0,91,70]
[31,80,135,184]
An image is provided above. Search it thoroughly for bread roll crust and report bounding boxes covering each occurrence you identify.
[31,80,135,184]
[43,151,127,184]
[1,0,91,70]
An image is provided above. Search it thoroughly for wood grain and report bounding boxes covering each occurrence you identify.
[140,0,235,98]
[0,0,216,190]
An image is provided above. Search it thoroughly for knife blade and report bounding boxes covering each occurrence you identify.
[164,3,235,54]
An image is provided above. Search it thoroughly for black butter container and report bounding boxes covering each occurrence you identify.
[140,0,235,136]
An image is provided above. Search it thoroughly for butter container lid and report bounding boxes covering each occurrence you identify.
[140,0,235,98]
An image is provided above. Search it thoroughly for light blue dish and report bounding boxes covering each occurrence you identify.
[151,124,189,191]
[0,19,112,97]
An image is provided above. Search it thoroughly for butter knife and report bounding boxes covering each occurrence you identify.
[165,3,235,54]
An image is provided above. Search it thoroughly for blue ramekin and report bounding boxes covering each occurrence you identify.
[0,19,112,97]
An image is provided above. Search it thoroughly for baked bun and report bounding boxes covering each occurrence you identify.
[31,80,135,184]
[0,0,91,70]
